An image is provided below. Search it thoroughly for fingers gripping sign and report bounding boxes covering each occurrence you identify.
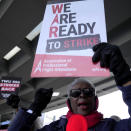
[92,42,131,86]
[66,114,88,131]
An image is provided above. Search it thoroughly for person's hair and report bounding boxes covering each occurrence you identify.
[67,78,95,98]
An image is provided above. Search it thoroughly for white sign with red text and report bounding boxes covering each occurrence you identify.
[31,0,109,77]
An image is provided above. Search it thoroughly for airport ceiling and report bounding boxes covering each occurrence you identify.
[0,0,131,122]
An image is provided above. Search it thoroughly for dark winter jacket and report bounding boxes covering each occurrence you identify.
[8,85,131,131]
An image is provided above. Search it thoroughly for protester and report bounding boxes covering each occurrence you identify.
[8,43,131,131]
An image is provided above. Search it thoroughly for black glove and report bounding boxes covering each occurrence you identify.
[29,88,53,116]
[92,42,131,86]
[6,94,20,109]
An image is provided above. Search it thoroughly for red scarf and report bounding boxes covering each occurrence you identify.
[66,110,103,128]
[66,98,103,128]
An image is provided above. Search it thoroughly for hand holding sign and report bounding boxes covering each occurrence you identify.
[66,114,88,131]
[92,43,131,86]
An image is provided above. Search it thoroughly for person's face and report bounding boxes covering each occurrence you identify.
[69,82,95,116]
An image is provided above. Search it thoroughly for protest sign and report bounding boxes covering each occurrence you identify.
[31,0,109,77]
[0,77,21,99]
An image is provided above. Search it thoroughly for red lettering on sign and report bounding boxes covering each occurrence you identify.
[49,27,58,38]
[52,4,63,14]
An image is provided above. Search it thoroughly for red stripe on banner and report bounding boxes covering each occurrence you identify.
[0,83,20,88]
[31,54,110,77]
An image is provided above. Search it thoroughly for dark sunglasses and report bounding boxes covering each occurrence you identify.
[70,88,95,98]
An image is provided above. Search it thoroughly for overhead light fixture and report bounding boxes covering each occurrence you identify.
[26,21,42,41]
[52,92,60,97]
[3,46,21,60]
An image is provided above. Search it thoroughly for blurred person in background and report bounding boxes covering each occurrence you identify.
[8,43,131,131]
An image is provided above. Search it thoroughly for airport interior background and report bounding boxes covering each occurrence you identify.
[0,0,131,130]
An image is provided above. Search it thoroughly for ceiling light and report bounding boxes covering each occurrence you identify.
[26,21,42,41]
[52,92,60,97]
[3,46,21,60]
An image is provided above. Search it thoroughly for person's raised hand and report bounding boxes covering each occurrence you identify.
[29,88,53,116]
[92,42,131,86]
